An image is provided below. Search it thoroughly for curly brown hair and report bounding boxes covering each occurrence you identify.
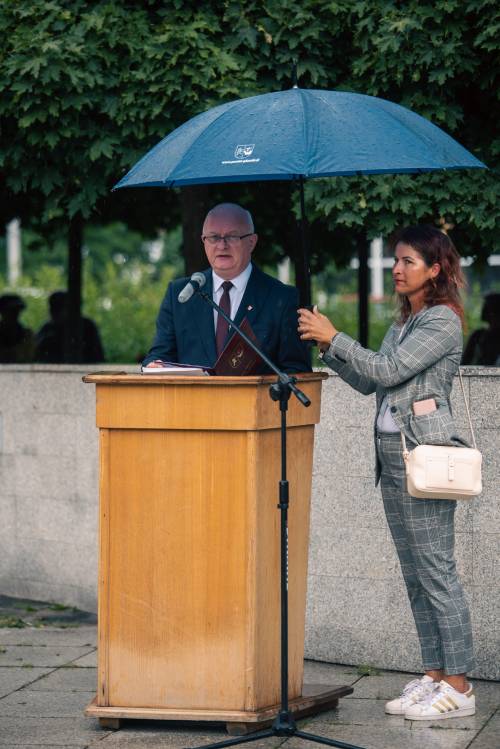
[391,225,466,327]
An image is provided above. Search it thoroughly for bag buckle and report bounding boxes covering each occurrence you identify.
[448,456,455,482]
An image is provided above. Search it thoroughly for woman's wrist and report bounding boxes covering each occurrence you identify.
[319,331,339,353]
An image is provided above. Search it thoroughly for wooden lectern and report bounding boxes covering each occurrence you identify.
[84,373,351,732]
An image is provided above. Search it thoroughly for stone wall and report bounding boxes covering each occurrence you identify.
[0,364,498,679]
[0,364,135,613]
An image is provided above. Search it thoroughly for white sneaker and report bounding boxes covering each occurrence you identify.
[385,675,437,715]
[405,679,475,720]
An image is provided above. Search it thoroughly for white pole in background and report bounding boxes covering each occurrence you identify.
[7,218,22,286]
[277,256,291,285]
[370,236,384,300]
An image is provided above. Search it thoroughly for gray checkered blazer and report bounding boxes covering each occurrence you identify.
[322,304,469,483]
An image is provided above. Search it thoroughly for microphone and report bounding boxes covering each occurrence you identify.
[178,272,206,303]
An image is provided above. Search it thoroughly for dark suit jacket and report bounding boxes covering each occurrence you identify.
[143,264,311,373]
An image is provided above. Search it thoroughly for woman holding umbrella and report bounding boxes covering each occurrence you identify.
[298,225,476,721]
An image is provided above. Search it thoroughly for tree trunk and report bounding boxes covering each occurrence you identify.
[179,186,211,276]
[357,236,369,348]
[65,213,83,363]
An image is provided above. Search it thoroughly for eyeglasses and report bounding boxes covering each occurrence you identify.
[202,233,253,246]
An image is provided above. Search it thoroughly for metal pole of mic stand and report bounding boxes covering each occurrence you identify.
[185,290,365,749]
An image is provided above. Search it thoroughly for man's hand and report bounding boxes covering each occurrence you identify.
[298,306,338,351]
[144,359,167,368]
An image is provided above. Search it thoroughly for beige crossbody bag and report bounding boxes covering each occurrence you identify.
[401,370,482,500]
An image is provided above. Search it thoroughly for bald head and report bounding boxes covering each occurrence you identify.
[203,203,254,234]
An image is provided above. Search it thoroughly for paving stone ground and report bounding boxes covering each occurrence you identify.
[0,596,498,749]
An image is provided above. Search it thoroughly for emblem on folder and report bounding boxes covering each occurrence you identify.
[230,346,245,368]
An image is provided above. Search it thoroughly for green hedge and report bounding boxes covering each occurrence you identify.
[0,265,491,364]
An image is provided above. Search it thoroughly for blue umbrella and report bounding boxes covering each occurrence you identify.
[114,88,486,301]
[116,88,484,186]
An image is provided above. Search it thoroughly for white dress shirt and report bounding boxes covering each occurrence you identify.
[212,263,253,331]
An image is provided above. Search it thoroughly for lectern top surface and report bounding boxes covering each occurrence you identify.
[82,372,328,385]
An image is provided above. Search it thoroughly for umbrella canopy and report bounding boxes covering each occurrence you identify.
[115,87,486,314]
[115,88,485,189]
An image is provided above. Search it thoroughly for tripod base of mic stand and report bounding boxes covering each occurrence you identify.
[186,700,366,749]
[225,683,352,736]
[190,726,366,749]
[185,684,366,749]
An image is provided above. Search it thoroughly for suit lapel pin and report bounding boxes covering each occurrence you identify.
[247,305,253,311]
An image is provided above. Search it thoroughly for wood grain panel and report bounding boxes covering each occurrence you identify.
[106,429,250,709]
[97,429,110,707]
[90,377,323,716]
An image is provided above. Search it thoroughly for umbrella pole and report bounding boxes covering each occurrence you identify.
[298,177,312,307]
[357,238,369,348]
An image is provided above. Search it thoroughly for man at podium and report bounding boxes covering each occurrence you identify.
[143,203,311,373]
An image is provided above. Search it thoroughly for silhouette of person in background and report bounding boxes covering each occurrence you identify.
[35,291,105,363]
[462,292,500,366]
[0,294,36,363]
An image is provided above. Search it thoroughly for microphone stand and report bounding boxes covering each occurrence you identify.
[186,289,364,749]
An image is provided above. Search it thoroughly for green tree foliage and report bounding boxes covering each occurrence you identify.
[304,0,499,262]
[2,259,490,363]
[0,258,177,364]
[83,262,176,363]
[0,0,498,265]
[0,0,247,230]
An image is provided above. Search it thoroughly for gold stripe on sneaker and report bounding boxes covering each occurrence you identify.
[433,699,447,713]
[443,695,459,710]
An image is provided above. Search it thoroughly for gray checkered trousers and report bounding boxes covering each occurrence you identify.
[322,305,475,674]
[377,432,473,674]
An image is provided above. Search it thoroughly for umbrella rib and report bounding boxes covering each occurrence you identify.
[297,88,309,177]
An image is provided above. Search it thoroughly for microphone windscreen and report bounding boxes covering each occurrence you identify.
[177,272,206,303]
[191,272,206,288]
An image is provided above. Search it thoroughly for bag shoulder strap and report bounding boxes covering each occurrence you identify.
[400,368,477,454]
[458,368,477,449]
[400,431,410,465]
